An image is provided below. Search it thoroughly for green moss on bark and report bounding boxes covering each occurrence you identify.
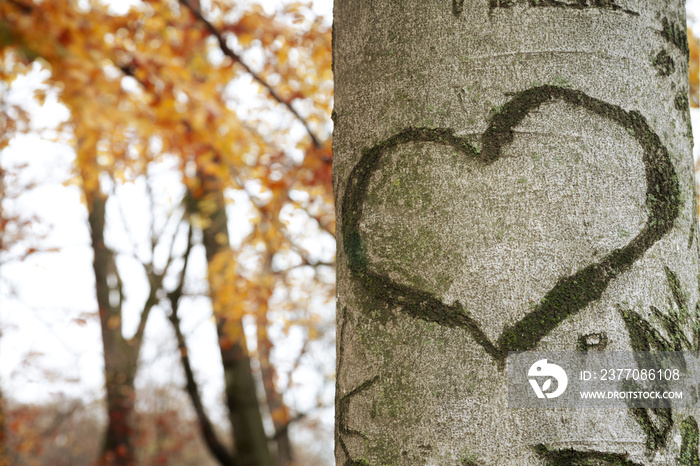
[661,17,689,57]
[628,407,672,451]
[651,50,675,76]
[678,416,700,465]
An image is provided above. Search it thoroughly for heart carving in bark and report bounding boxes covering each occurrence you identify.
[341,85,681,367]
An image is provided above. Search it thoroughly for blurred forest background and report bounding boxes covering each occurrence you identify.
[0,0,697,465]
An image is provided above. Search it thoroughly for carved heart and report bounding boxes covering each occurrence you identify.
[341,86,680,367]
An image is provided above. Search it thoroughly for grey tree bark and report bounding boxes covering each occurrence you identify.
[334,0,699,464]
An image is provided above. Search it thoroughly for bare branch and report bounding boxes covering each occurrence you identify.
[270,412,306,441]
[130,211,185,350]
[128,272,161,352]
[157,209,187,276]
[5,0,32,14]
[176,0,322,149]
[283,336,309,394]
[165,224,237,466]
[283,258,335,272]
[113,185,148,265]
[145,169,158,259]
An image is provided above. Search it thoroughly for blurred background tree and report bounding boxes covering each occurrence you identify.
[0,0,332,464]
[0,0,697,465]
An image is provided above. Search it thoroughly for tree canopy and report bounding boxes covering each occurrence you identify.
[1,0,333,463]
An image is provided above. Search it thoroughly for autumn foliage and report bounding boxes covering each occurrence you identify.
[690,28,699,108]
[1,0,332,464]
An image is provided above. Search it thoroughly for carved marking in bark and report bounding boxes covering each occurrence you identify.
[618,267,700,451]
[533,443,643,465]
[660,17,689,57]
[336,306,379,466]
[678,416,700,465]
[338,375,379,466]
[452,0,464,16]
[487,0,638,16]
[652,50,675,76]
[341,85,681,368]
[577,331,608,351]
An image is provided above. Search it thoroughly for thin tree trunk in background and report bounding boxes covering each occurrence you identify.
[0,386,10,466]
[169,303,236,466]
[255,270,293,466]
[87,186,162,466]
[187,157,274,466]
[258,325,293,466]
[335,0,698,464]
[166,226,236,465]
[0,171,7,466]
[88,194,137,466]
[101,369,136,466]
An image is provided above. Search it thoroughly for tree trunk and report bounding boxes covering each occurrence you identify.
[101,368,136,466]
[89,194,137,466]
[258,246,294,466]
[335,1,697,464]
[0,386,10,466]
[166,232,237,466]
[187,158,274,466]
[258,298,294,466]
